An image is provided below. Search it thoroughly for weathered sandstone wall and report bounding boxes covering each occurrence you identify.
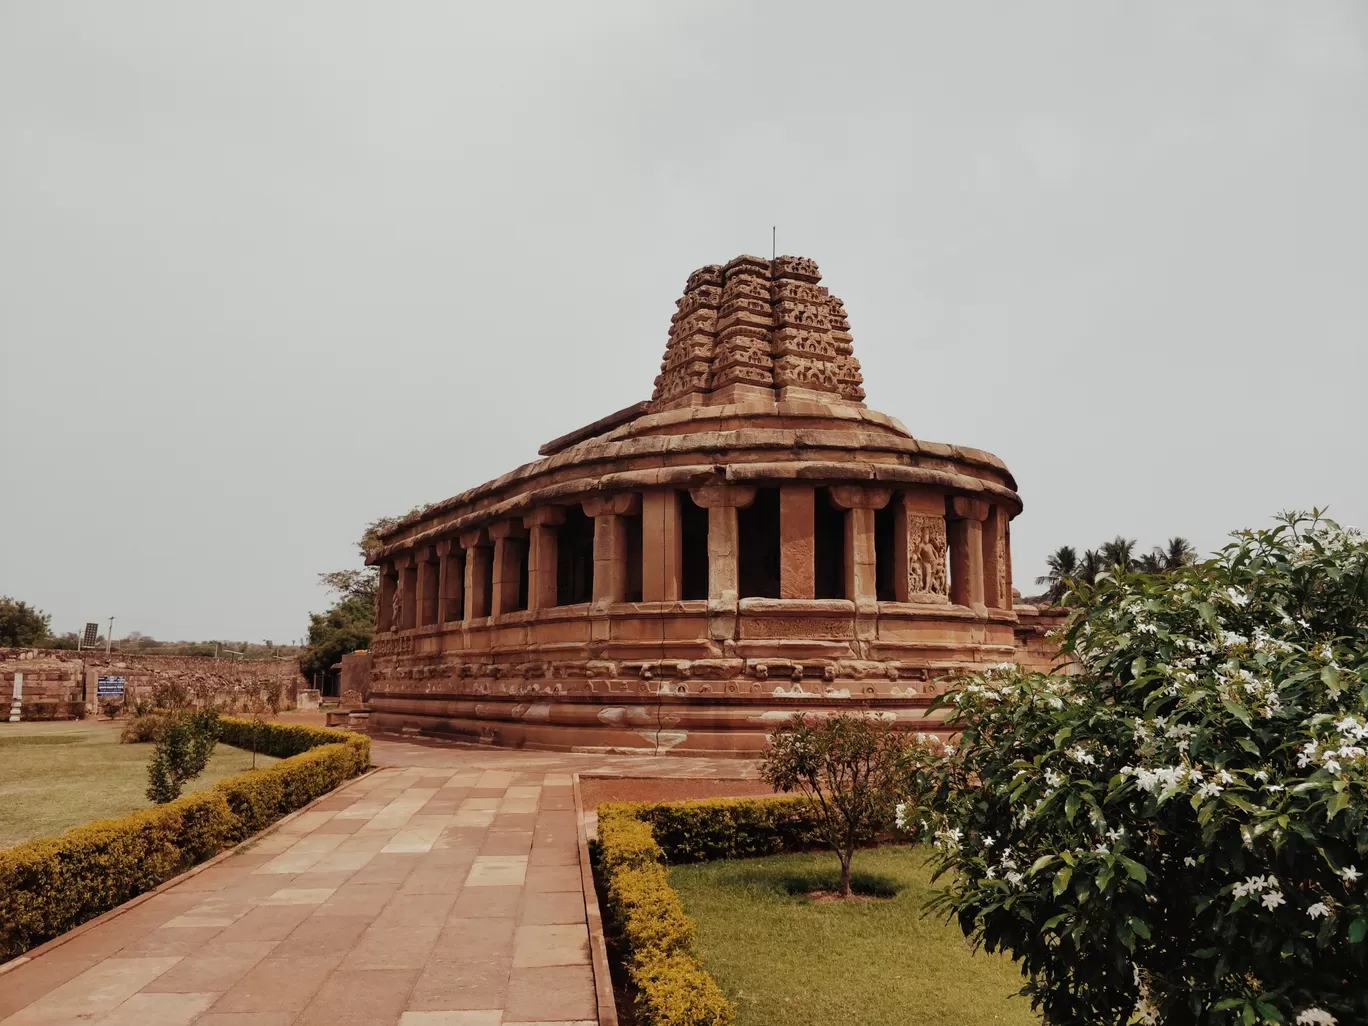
[0,649,305,720]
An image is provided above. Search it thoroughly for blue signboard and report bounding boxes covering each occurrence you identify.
[96,675,126,697]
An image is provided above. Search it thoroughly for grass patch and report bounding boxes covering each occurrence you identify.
[0,721,278,848]
[669,846,1038,1026]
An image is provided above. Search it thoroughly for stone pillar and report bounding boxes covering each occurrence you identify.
[689,484,756,643]
[641,488,682,603]
[415,546,440,627]
[894,491,949,602]
[582,493,641,606]
[436,540,463,623]
[395,554,418,630]
[377,563,398,631]
[488,520,528,617]
[461,527,490,621]
[689,485,757,603]
[982,504,1009,610]
[948,496,989,614]
[779,485,815,599]
[523,506,567,611]
[829,485,891,612]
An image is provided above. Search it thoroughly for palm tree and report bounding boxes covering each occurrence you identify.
[1100,536,1137,570]
[1035,545,1079,604]
[1160,536,1197,570]
[1135,549,1165,574]
[1078,549,1106,585]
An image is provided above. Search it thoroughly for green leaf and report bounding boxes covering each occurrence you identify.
[1328,790,1350,820]
[1350,917,1367,944]
[1029,855,1056,875]
[1322,664,1342,697]
[1117,856,1148,883]
[1053,866,1073,896]
[1221,698,1252,728]
[1129,916,1151,940]
[1254,1002,1285,1023]
[1065,793,1080,823]
[1237,736,1261,756]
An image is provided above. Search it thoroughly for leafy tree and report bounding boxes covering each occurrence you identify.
[146,709,221,803]
[761,712,928,897]
[922,512,1368,1025]
[299,594,373,683]
[299,512,422,683]
[1037,546,1080,604]
[0,597,51,647]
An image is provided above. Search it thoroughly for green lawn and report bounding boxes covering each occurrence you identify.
[0,720,278,848]
[670,847,1039,1026]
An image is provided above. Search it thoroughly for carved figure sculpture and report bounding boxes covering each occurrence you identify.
[390,585,402,633]
[911,516,949,597]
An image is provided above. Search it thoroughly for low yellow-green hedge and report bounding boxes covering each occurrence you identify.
[595,805,737,1026]
[602,795,825,863]
[0,723,369,961]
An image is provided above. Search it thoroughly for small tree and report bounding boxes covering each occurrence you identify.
[923,512,1368,1025]
[146,709,221,804]
[761,712,927,897]
[0,596,51,647]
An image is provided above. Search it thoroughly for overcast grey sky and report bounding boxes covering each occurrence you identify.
[2,2,1364,643]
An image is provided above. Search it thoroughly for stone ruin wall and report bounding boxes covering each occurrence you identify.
[0,648,306,721]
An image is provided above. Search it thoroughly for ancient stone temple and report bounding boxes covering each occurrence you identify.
[366,255,1041,754]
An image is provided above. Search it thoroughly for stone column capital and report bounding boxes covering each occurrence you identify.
[689,484,757,509]
[414,545,434,564]
[828,484,892,510]
[391,551,415,569]
[523,505,568,529]
[459,527,489,549]
[582,492,641,518]
[949,496,990,522]
[487,520,529,541]
[435,539,454,558]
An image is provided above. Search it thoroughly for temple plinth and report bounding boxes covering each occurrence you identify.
[365,255,1037,754]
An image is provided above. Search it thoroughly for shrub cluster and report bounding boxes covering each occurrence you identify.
[217,716,363,759]
[603,796,825,864]
[0,722,369,961]
[595,806,736,1026]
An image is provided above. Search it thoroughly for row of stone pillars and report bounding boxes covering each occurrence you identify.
[376,485,1011,632]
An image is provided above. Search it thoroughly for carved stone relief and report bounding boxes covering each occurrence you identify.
[909,515,949,597]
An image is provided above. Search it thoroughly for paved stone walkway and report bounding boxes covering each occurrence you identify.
[0,740,758,1025]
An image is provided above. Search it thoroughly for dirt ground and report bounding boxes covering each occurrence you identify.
[579,774,776,808]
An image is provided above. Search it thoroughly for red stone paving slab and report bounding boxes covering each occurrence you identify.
[0,741,762,1024]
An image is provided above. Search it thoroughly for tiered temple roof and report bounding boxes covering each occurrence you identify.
[651,255,865,408]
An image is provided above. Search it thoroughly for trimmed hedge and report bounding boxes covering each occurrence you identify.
[217,716,367,760]
[599,796,825,863]
[0,722,369,961]
[595,805,737,1026]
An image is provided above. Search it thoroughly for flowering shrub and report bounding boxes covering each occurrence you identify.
[923,513,1367,1025]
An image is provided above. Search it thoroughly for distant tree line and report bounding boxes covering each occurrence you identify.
[1034,535,1198,604]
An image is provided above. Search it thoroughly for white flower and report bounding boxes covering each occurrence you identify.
[1044,769,1065,788]
[1005,871,1024,887]
[982,834,995,848]
[1184,857,1197,867]
[1094,844,1110,855]
[1106,827,1125,842]
[1254,769,1269,782]
[1296,1010,1337,1025]
[1198,782,1223,799]
[1233,876,1267,899]
[1217,770,1234,785]
[984,867,996,879]
[1307,902,1331,920]
[1340,865,1362,884]
[895,803,909,830]
[1068,746,1096,766]
[1262,890,1286,910]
